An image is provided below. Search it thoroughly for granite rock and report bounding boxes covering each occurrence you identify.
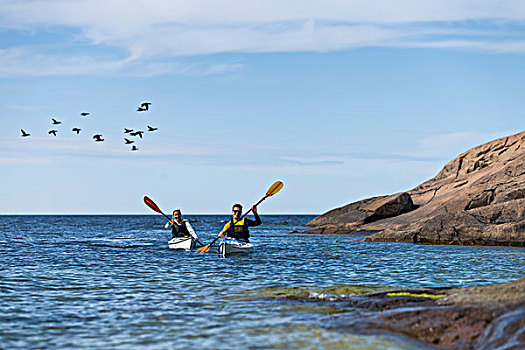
[304,130,525,246]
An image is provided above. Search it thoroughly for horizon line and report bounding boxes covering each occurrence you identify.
[0,212,319,216]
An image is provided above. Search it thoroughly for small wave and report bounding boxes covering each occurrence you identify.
[53,296,83,301]
[87,243,155,249]
[231,284,392,302]
[309,292,333,301]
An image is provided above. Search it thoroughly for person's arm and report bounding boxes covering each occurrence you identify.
[218,221,231,238]
[165,220,174,229]
[185,221,199,241]
[246,205,261,226]
[245,216,261,226]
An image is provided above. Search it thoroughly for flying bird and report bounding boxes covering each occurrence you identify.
[48,130,57,136]
[137,107,146,112]
[72,128,81,134]
[124,138,134,144]
[131,145,138,151]
[141,102,152,111]
[80,112,90,117]
[21,129,30,137]
[52,118,62,125]
[124,128,133,133]
[93,134,104,142]
[147,125,158,132]
[130,131,144,138]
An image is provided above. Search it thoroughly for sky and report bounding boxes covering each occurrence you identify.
[1,0,524,214]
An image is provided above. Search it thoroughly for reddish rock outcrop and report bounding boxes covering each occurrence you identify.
[304,130,525,246]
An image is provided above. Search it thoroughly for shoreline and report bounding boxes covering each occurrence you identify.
[293,227,525,247]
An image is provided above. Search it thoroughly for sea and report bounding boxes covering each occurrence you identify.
[1,215,524,349]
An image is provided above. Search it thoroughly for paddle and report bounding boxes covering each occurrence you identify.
[144,196,172,221]
[143,196,203,247]
[195,180,284,253]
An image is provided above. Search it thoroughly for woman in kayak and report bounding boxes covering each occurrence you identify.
[218,204,261,242]
[165,209,200,243]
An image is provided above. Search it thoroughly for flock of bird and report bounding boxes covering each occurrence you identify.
[20,102,157,152]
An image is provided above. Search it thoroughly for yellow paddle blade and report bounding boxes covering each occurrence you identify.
[196,245,211,253]
[266,181,284,197]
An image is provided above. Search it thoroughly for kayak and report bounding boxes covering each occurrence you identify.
[218,238,254,257]
[168,236,194,251]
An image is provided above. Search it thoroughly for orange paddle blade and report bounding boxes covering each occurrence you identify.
[143,196,161,213]
[266,181,284,197]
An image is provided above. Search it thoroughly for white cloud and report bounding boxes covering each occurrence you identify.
[3,130,519,168]
[394,130,520,160]
[0,47,133,77]
[0,134,244,166]
[281,156,344,166]
[392,39,525,53]
[2,0,525,27]
[1,1,525,76]
[0,47,245,77]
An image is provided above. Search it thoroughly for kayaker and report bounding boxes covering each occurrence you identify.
[165,209,199,243]
[218,204,261,242]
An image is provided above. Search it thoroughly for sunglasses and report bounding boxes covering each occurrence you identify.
[233,210,242,213]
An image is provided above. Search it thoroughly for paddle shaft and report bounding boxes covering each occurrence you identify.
[158,210,172,222]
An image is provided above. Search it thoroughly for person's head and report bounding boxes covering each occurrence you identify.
[172,208,182,222]
[232,204,242,219]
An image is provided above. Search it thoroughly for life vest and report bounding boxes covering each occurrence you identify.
[171,221,190,238]
[226,218,249,240]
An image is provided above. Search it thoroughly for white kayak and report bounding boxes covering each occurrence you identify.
[218,238,254,257]
[168,236,195,251]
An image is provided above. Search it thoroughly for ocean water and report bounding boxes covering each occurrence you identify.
[1,215,524,349]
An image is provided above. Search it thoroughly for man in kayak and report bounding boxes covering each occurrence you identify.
[165,209,200,243]
[218,204,261,242]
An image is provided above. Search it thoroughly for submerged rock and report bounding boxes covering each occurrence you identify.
[239,279,525,348]
[353,278,525,349]
[306,278,525,349]
[304,130,525,246]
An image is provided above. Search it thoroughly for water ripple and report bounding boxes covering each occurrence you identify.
[1,215,523,349]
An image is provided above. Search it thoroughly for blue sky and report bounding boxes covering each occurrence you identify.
[1,1,524,214]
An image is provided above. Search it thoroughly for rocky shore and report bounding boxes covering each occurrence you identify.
[304,130,525,247]
[327,277,525,349]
